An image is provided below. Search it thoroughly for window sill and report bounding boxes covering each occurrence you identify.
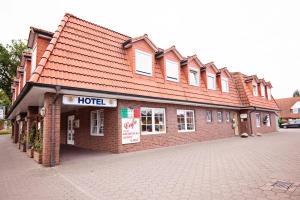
[178,130,195,133]
[90,133,104,136]
[141,131,166,135]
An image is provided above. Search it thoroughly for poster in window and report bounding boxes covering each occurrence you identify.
[121,108,140,144]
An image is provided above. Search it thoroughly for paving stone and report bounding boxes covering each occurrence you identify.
[0,129,300,200]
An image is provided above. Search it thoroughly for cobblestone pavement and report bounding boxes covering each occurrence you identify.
[1,129,300,200]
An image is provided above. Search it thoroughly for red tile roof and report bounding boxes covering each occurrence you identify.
[29,13,278,110]
[231,72,278,110]
[275,97,300,119]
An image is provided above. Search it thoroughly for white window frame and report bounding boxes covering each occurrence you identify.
[189,67,200,86]
[207,73,216,90]
[267,87,272,100]
[221,77,229,92]
[253,84,258,96]
[165,59,179,82]
[18,79,21,95]
[141,107,166,135]
[135,49,153,76]
[260,85,265,97]
[23,63,27,87]
[31,44,37,74]
[256,113,261,127]
[217,111,223,123]
[225,112,230,123]
[177,110,195,132]
[265,114,271,127]
[90,110,104,136]
[206,110,212,123]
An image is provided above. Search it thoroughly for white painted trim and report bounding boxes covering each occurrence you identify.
[221,77,229,93]
[188,67,200,86]
[140,107,166,135]
[177,109,195,132]
[90,110,104,136]
[165,59,179,82]
[135,49,153,76]
[207,73,216,90]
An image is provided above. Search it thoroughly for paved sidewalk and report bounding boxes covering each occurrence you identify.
[0,129,300,200]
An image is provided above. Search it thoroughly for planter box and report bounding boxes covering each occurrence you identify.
[27,148,34,158]
[20,144,26,152]
[33,151,42,164]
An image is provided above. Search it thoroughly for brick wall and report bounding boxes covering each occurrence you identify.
[58,99,277,154]
[250,111,277,134]
[117,100,237,153]
[60,106,119,153]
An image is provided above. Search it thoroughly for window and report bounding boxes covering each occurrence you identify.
[177,110,195,132]
[31,45,37,74]
[206,111,212,122]
[23,64,26,87]
[135,49,152,76]
[207,73,216,90]
[189,68,199,86]
[166,60,179,82]
[141,108,165,134]
[90,110,104,136]
[221,77,229,92]
[253,84,258,96]
[18,79,21,95]
[260,85,265,97]
[225,112,230,122]
[217,111,223,122]
[256,113,261,127]
[267,87,272,100]
[264,114,270,127]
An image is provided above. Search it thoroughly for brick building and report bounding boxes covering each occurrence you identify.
[7,13,279,166]
[275,97,300,122]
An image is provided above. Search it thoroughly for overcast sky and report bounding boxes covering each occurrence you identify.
[1,0,299,98]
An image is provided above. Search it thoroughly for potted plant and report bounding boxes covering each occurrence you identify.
[27,122,37,158]
[33,128,42,164]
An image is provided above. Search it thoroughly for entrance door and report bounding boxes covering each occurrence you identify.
[233,112,239,136]
[67,115,75,145]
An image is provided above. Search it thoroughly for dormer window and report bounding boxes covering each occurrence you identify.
[267,87,272,100]
[260,85,265,97]
[221,77,229,92]
[189,67,199,86]
[31,45,37,74]
[166,59,179,82]
[253,84,258,96]
[135,49,152,76]
[207,73,216,90]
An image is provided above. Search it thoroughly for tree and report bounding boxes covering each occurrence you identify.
[0,89,10,106]
[293,89,300,97]
[0,40,27,103]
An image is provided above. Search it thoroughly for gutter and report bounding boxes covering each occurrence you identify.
[7,82,279,120]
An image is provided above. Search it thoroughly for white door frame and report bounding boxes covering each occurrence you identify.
[67,115,75,145]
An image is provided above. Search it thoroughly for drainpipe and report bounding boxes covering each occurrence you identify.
[248,107,257,136]
[50,86,61,167]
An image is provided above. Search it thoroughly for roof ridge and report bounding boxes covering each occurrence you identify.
[30,14,71,82]
[65,13,131,39]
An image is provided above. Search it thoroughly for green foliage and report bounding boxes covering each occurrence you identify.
[0,89,10,106]
[33,125,42,153]
[0,129,11,135]
[29,122,37,148]
[0,40,27,103]
[293,89,300,97]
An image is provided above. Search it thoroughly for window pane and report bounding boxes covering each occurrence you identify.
[166,60,179,81]
[189,69,199,86]
[208,76,215,89]
[136,50,152,75]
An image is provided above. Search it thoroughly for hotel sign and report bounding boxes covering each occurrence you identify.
[62,95,117,107]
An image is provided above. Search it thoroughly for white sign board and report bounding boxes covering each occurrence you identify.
[240,113,248,119]
[0,106,4,120]
[122,118,140,144]
[62,95,117,107]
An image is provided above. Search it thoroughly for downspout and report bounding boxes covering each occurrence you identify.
[248,107,256,135]
[50,86,61,167]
